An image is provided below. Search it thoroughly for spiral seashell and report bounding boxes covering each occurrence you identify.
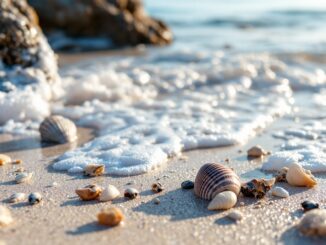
[39,115,77,144]
[286,163,317,187]
[207,191,237,210]
[194,163,241,200]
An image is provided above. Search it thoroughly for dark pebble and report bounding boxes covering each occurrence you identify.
[301,200,319,212]
[181,180,194,190]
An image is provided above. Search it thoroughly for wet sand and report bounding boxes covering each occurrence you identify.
[1,54,326,245]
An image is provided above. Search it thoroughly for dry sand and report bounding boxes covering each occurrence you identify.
[1,54,326,245]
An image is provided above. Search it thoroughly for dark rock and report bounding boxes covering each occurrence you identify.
[181,180,194,190]
[301,200,319,212]
[28,0,173,50]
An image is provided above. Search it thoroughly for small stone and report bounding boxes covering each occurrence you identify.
[0,154,11,166]
[181,180,194,190]
[298,209,326,236]
[28,192,42,205]
[227,210,243,222]
[247,145,268,158]
[151,183,164,193]
[301,201,319,212]
[76,184,102,201]
[97,207,124,227]
[124,188,139,199]
[153,198,160,205]
[0,206,13,227]
[50,182,58,187]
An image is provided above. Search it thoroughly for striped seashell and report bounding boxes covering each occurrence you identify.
[194,163,241,200]
[39,115,77,144]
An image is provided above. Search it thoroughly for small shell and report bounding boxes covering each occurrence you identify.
[301,201,319,212]
[153,197,160,205]
[13,159,22,165]
[39,115,77,144]
[227,210,243,221]
[247,145,268,158]
[76,184,102,201]
[28,192,42,205]
[271,187,289,198]
[151,183,164,193]
[194,163,241,200]
[0,206,13,227]
[208,191,237,210]
[0,154,11,166]
[286,163,317,187]
[97,207,124,226]
[84,164,105,177]
[181,180,194,190]
[15,172,33,184]
[98,185,120,202]
[241,178,275,199]
[275,167,288,182]
[8,193,26,203]
[298,209,326,236]
[124,188,139,199]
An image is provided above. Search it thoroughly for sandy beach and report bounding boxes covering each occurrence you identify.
[0,79,325,245]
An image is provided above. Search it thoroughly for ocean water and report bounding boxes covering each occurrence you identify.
[1,1,326,175]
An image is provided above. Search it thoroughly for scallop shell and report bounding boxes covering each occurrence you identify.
[271,187,289,198]
[0,206,13,227]
[98,185,120,202]
[15,172,33,184]
[194,163,241,200]
[84,164,105,177]
[286,163,317,187]
[8,193,26,203]
[39,115,77,144]
[207,191,237,210]
[298,209,326,236]
[76,184,102,201]
[0,154,11,166]
[97,207,124,227]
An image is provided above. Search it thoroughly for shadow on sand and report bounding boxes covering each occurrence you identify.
[66,221,111,235]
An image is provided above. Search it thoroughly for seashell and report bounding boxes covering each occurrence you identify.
[8,193,26,203]
[151,183,164,193]
[76,184,102,201]
[181,180,194,190]
[194,163,241,200]
[247,145,268,158]
[13,159,22,165]
[84,164,105,177]
[227,210,243,221]
[15,172,33,184]
[275,167,288,182]
[271,187,289,198]
[286,163,317,187]
[298,209,326,236]
[124,188,139,199]
[153,197,160,205]
[208,191,237,210]
[0,206,13,227]
[301,200,319,212]
[98,185,120,202]
[97,207,124,226]
[0,154,11,166]
[39,115,77,144]
[241,178,275,199]
[28,192,42,205]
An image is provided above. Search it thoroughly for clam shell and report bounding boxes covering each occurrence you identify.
[194,163,241,200]
[208,191,237,210]
[97,207,124,226]
[271,187,289,198]
[98,185,120,202]
[84,164,105,177]
[0,206,13,227]
[15,172,33,184]
[286,163,317,187]
[39,115,77,144]
[0,154,11,166]
[298,209,326,236]
[8,193,26,203]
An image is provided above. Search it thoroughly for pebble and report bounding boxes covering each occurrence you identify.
[124,188,139,199]
[181,180,194,189]
[151,183,164,193]
[76,184,102,201]
[28,192,42,205]
[97,207,124,226]
[298,209,326,236]
[227,210,243,222]
[153,198,160,205]
[247,145,268,158]
[0,154,11,166]
[301,200,319,212]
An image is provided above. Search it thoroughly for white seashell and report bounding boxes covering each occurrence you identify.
[208,191,237,210]
[194,163,241,200]
[8,193,26,203]
[271,187,289,198]
[98,185,120,202]
[298,209,326,236]
[0,206,13,227]
[227,210,243,221]
[0,154,11,166]
[39,115,77,144]
[286,163,317,187]
[247,145,268,158]
[15,172,33,184]
[28,192,42,205]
